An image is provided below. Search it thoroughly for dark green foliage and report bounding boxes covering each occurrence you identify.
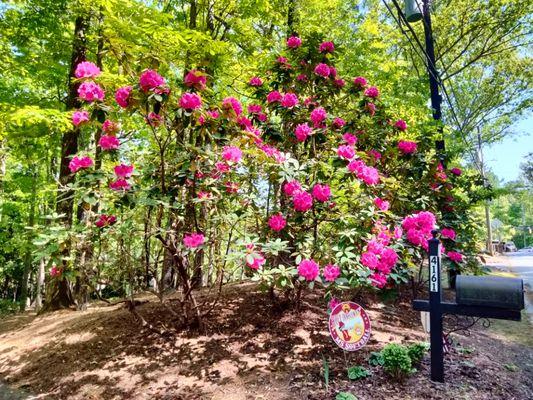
[380,343,414,381]
[347,365,371,380]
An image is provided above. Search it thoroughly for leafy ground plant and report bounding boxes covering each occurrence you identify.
[347,365,371,380]
[381,343,414,381]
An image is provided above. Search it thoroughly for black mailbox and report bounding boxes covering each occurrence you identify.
[456,275,525,311]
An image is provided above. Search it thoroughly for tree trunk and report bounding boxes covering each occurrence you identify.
[44,15,88,312]
[35,258,45,313]
[19,171,37,311]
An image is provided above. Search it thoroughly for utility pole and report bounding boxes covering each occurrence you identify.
[477,127,494,255]
[421,0,445,165]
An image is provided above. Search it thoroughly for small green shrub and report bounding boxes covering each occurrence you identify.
[407,342,429,366]
[368,351,384,366]
[347,365,371,380]
[0,300,19,317]
[381,343,413,381]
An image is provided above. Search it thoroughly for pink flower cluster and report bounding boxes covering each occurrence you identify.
[361,236,398,288]
[115,86,132,108]
[319,41,335,53]
[323,264,340,282]
[139,69,166,93]
[75,61,101,79]
[183,233,205,248]
[310,107,327,128]
[179,92,202,110]
[447,251,463,263]
[95,214,116,228]
[184,69,207,90]
[72,110,90,126]
[69,156,93,173]
[441,228,456,240]
[99,135,120,151]
[293,191,313,212]
[337,144,355,160]
[314,63,331,78]
[374,197,390,211]
[402,211,437,250]
[245,244,266,270]
[49,265,61,278]
[298,259,320,281]
[281,93,299,108]
[294,123,312,142]
[267,90,282,103]
[222,97,243,116]
[268,214,286,231]
[249,77,263,86]
[312,184,331,202]
[287,36,302,48]
[353,76,367,89]
[347,159,380,185]
[394,119,407,131]
[398,140,417,154]
[364,86,379,98]
[222,146,242,163]
[78,81,104,102]
[109,164,133,191]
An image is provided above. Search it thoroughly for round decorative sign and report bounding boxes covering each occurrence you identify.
[329,302,371,351]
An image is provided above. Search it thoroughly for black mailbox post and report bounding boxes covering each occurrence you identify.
[413,231,525,382]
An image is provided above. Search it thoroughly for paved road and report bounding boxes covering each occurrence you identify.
[494,250,533,321]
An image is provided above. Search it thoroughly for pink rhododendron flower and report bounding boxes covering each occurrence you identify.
[450,167,462,176]
[342,133,358,145]
[281,93,299,108]
[246,253,266,270]
[277,56,288,64]
[353,76,367,88]
[297,74,308,82]
[197,191,212,200]
[323,264,340,282]
[215,161,231,174]
[361,252,378,269]
[319,41,335,53]
[441,228,456,240]
[283,180,302,197]
[114,164,134,178]
[367,239,384,255]
[366,102,376,116]
[293,191,313,212]
[207,110,220,119]
[287,36,302,48]
[370,272,387,288]
[364,86,379,98]
[314,63,331,78]
[183,233,205,248]
[74,61,101,79]
[98,135,120,151]
[398,140,417,154]
[394,119,407,131]
[222,97,243,116]
[72,110,90,126]
[49,265,61,278]
[115,86,132,108]
[95,214,116,228]
[268,214,287,231]
[179,92,202,110]
[248,104,262,114]
[298,259,320,281]
[337,144,355,160]
[334,78,346,87]
[249,76,263,86]
[332,117,345,129]
[350,163,379,185]
[184,69,207,90]
[139,69,166,92]
[374,197,390,211]
[312,184,331,202]
[447,251,463,263]
[109,179,130,191]
[393,226,403,239]
[294,123,312,142]
[237,116,253,129]
[78,81,104,102]
[69,156,93,173]
[380,247,398,268]
[329,67,337,78]
[310,107,327,128]
[222,146,242,163]
[266,91,282,105]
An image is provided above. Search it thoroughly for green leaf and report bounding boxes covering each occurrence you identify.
[336,393,358,400]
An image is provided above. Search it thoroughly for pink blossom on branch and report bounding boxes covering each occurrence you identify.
[294,123,312,142]
[72,110,90,126]
[109,179,130,191]
[267,90,282,103]
[268,214,287,231]
[184,69,207,90]
[342,133,358,145]
[312,184,331,202]
[314,63,331,78]
[78,81,104,102]
[183,233,205,248]
[310,107,327,128]
[441,228,457,240]
[447,251,463,263]
[353,76,368,89]
[337,144,355,160]
[319,41,335,53]
[102,120,119,133]
[249,76,263,86]
[74,61,101,79]
[332,117,345,129]
[179,92,202,110]
[374,197,390,211]
[139,69,166,92]
[370,272,388,288]
[280,92,299,108]
[222,97,243,116]
[364,86,379,98]
[287,36,302,48]
[95,214,117,228]
[293,191,313,212]
[365,102,376,116]
[394,119,407,131]
[98,135,120,151]
[450,167,462,176]
[283,180,302,197]
[298,259,320,281]
[398,140,418,154]
[323,264,340,282]
[69,156,93,173]
[222,146,243,163]
[115,86,132,108]
[114,164,134,178]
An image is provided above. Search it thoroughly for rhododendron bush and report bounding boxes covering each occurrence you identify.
[59,36,473,322]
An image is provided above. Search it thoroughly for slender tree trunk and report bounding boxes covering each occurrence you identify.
[19,171,37,311]
[35,258,45,313]
[43,15,88,312]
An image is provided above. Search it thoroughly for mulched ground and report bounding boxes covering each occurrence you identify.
[0,283,531,400]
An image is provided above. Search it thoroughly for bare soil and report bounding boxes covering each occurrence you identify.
[0,283,531,400]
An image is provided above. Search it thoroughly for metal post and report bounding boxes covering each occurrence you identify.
[477,127,494,255]
[428,230,444,382]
